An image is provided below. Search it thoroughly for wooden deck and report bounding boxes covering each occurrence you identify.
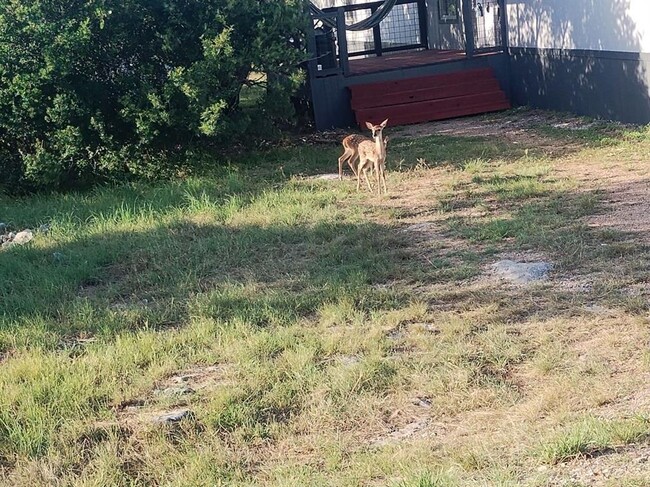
[348,49,466,75]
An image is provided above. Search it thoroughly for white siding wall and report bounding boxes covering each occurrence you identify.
[506,0,650,53]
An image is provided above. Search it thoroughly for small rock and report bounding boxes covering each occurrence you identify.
[38,224,50,234]
[491,260,552,284]
[412,397,432,408]
[316,174,340,180]
[0,222,7,233]
[13,230,34,246]
[536,465,549,472]
[339,355,360,366]
[419,323,440,334]
[1,241,13,250]
[52,252,65,262]
[151,409,193,424]
[387,328,404,340]
[173,374,201,384]
[154,386,194,397]
[584,304,616,316]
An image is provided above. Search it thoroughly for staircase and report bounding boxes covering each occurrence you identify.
[349,68,510,126]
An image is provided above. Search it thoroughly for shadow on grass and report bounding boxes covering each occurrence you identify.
[5,179,649,350]
[0,219,428,349]
[0,170,276,231]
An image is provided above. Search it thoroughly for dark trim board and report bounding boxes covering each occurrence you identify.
[310,52,510,129]
[509,47,650,124]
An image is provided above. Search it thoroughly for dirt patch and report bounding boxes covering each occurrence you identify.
[393,109,606,157]
[586,178,650,241]
[594,375,650,420]
[394,110,591,139]
[370,418,433,447]
[542,443,650,486]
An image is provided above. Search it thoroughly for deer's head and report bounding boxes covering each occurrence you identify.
[365,119,389,140]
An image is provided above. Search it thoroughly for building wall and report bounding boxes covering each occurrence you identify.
[426,0,465,50]
[505,0,650,124]
[506,0,650,53]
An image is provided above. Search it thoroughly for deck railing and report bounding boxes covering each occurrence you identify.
[309,0,427,78]
[308,0,507,79]
[307,9,349,77]
[471,0,506,51]
[324,0,428,58]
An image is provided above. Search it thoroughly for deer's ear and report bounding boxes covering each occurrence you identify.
[384,136,389,144]
[380,119,389,128]
[365,122,374,130]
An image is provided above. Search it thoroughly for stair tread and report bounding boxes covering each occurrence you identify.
[357,100,511,126]
[349,68,497,96]
[351,79,502,110]
[355,91,508,118]
[349,67,510,127]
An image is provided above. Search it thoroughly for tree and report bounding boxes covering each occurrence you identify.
[0,0,307,191]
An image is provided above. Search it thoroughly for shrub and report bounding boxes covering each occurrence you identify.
[0,0,307,191]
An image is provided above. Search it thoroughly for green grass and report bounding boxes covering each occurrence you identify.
[538,416,650,464]
[1,110,650,485]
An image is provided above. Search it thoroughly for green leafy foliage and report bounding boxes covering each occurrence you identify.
[0,0,307,191]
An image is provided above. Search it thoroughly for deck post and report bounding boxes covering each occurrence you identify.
[499,0,508,50]
[462,0,475,58]
[336,7,350,75]
[371,5,384,57]
[417,0,428,49]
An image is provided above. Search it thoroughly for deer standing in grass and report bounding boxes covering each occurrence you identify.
[356,120,389,195]
[338,119,388,181]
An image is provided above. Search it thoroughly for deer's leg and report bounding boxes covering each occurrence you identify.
[363,166,373,193]
[380,163,387,194]
[347,153,359,177]
[374,160,381,195]
[339,149,352,180]
[356,159,364,191]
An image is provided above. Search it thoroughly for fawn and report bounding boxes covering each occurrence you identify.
[338,119,388,180]
[357,122,389,195]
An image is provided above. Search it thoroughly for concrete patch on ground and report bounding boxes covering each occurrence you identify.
[490,259,553,285]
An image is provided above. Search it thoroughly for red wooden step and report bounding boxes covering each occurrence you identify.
[354,91,508,124]
[351,78,502,110]
[349,66,510,127]
[349,68,496,98]
[370,99,512,126]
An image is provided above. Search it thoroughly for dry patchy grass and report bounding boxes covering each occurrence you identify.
[1,109,650,486]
